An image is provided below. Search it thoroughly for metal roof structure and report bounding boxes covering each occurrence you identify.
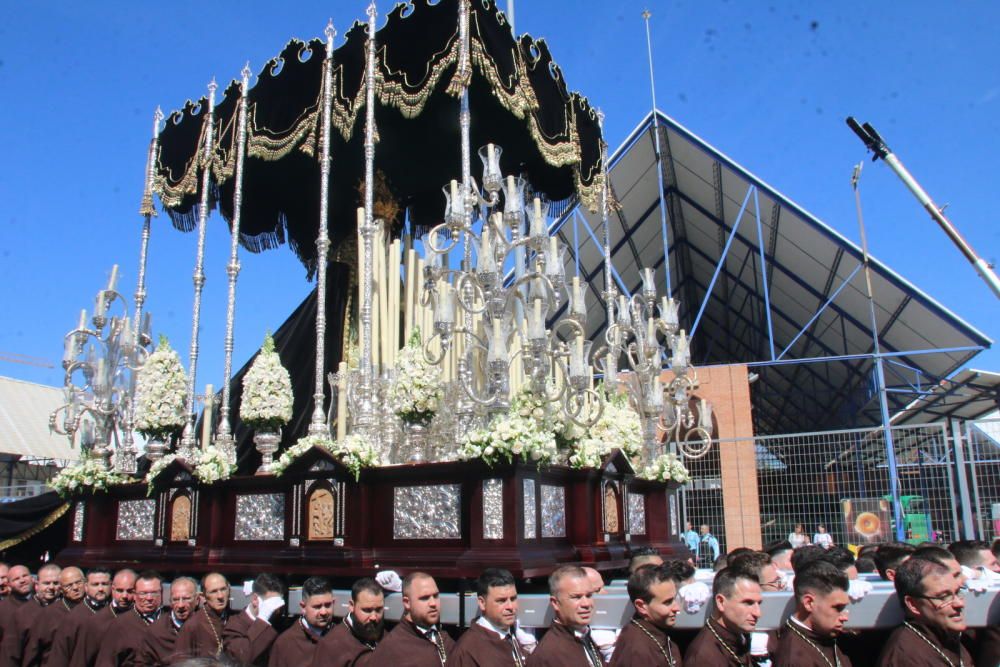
[0,376,79,463]
[893,369,1000,425]
[550,110,992,434]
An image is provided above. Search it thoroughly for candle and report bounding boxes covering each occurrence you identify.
[530,197,544,237]
[201,384,214,446]
[529,298,543,339]
[571,337,585,376]
[487,143,495,166]
[572,278,586,316]
[506,175,517,212]
[95,292,105,319]
[404,248,416,341]
[336,362,348,441]
[642,267,655,294]
[548,236,559,272]
[479,225,494,273]
[78,309,87,331]
[142,312,152,339]
[389,239,401,368]
[107,264,119,292]
[647,317,656,344]
[450,179,459,214]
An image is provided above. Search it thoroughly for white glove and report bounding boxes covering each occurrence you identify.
[961,566,990,592]
[847,578,872,602]
[750,631,771,657]
[242,580,254,596]
[514,626,537,655]
[678,581,711,614]
[590,628,618,661]
[376,570,403,593]
[258,596,285,623]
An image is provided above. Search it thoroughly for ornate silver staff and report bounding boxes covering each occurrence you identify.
[178,79,218,461]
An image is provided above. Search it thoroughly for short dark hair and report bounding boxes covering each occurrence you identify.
[351,577,383,601]
[821,546,856,573]
[729,551,773,580]
[894,556,951,606]
[855,556,876,574]
[252,573,285,598]
[712,554,729,572]
[948,540,990,568]
[712,567,758,598]
[727,547,755,560]
[301,576,332,600]
[793,560,848,599]
[136,570,162,585]
[791,545,825,572]
[548,565,587,596]
[913,546,956,569]
[662,559,695,583]
[627,564,679,604]
[873,543,915,579]
[765,540,793,558]
[476,568,516,598]
[86,567,113,579]
[992,538,1000,559]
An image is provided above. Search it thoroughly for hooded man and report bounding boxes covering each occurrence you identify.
[140,576,197,665]
[49,568,112,666]
[223,573,285,666]
[375,572,455,666]
[774,560,852,667]
[609,564,683,666]
[446,569,528,667]
[684,567,764,666]
[526,565,606,667]
[312,577,385,667]
[71,568,135,667]
[0,563,61,666]
[174,572,233,659]
[269,576,335,667]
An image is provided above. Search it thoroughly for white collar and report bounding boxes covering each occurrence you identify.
[476,615,514,639]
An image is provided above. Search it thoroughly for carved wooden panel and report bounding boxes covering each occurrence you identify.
[307,487,335,540]
[603,484,620,534]
[170,494,191,542]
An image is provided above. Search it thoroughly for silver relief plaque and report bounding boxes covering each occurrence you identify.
[72,501,85,542]
[116,499,155,541]
[235,493,285,541]
[669,494,679,536]
[540,484,566,538]
[483,479,504,540]
[628,492,647,535]
[393,484,461,540]
[523,478,537,539]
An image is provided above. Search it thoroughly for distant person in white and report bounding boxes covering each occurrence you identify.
[788,523,811,549]
[813,524,834,550]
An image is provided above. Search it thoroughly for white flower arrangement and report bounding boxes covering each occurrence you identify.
[586,390,643,462]
[458,413,558,467]
[640,452,691,484]
[272,434,336,477]
[134,335,188,441]
[387,329,443,424]
[145,453,178,495]
[566,438,608,469]
[239,333,293,431]
[194,446,235,485]
[332,433,381,481]
[49,456,126,498]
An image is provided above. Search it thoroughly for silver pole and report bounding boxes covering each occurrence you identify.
[179,79,218,460]
[215,64,253,461]
[642,9,673,297]
[506,0,514,33]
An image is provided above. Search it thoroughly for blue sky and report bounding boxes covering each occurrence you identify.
[1,1,997,395]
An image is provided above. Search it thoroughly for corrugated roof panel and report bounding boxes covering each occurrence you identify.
[0,376,80,461]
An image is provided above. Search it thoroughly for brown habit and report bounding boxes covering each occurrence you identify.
[773,618,852,667]
[374,619,456,667]
[0,597,53,667]
[608,618,682,667]
[48,598,105,666]
[267,619,325,667]
[445,622,527,667]
[525,622,608,667]
[71,603,129,667]
[173,607,229,659]
[22,597,77,666]
[95,607,161,667]
[223,609,277,666]
[310,620,378,667]
[0,595,30,648]
[139,612,184,666]
[684,617,753,666]
[877,620,973,667]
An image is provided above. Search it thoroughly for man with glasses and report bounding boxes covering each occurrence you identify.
[72,568,135,667]
[141,576,198,665]
[0,562,61,666]
[175,572,233,659]
[23,565,86,665]
[877,555,973,666]
[49,568,112,665]
[96,570,164,667]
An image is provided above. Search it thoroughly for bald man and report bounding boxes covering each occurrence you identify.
[48,568,112,666]
[0,563,61,666]
[140,576,198,665]
[175,573,233,659]
[374,572,455,665]
[72,568,135,667]
[23,566,85,666]
[0,565,33,646]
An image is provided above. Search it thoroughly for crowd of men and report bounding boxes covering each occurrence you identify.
[0,536,996,666]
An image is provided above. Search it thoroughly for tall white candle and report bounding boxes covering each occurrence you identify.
[78,309,87,331]
[404,248,416,341]
[450,179,459,213]
[107,264,119,292]
[336,361,348,441]
[201,384,214,447]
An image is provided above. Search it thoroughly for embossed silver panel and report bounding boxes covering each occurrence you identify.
[72,502,85,542]
[523,478,537,539]
[628,493,647,536]
[116,499,155,541]
[235,493,285,541]
[393,484,461,540]
[669,494,678,536]
[482,479,504,540]
[540,484,566,538]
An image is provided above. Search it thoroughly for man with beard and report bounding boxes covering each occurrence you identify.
[684,567,764,666]
[140,576,198,666]
[96,570,164,667]
[0,565,33,646]
[223,573,285,666]
[877,555,973,666]
[609,564,682,666]
[71,568,135,667]
[446,569,527,667]
[375,572,455,666]
[48,568,112,666]
[175,573,233,659]
[269,576,335,666]
[0,562,61,666]
[526,565,605,667]
[774,560,852,667]
[311,577,385,667]
[23,565,86,666]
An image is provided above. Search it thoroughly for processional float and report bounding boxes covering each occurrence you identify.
[51,0,715,578]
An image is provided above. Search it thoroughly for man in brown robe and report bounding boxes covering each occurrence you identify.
[223,573,285,666]
[138,576,198,666]
[48,567,112,666]
[877,554,974,666]
[446,568,528,667]
[374,572,455,666]
[0,562,9,600]
[774,560,852,667]
[684,567,763,666]
[70,568,135,667]
[609,564,682,666]
[0,565,34,647]
[312,577,385,667]
[526,565,606,667]
[95,570,165,667]
[22,565,86,666]
[0,562,61,667]
[174,572,232,660]
[268,576,335,667]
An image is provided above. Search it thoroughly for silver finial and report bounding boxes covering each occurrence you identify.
[642,9,651,21]
[241,61,252,84]
[153,106,164,136]
[325,18,336,41]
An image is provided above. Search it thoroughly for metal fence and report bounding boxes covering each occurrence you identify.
[965,418,1000,542]
[681,421,972,551]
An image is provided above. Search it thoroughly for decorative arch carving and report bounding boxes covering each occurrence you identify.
[307,484,336,541]
[603,483,620,534]
[170,493,191,542]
